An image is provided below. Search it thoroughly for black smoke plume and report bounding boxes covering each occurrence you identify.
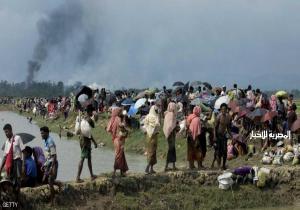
[26,1,92,85]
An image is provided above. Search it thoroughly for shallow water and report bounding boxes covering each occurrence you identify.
[0,111,146,181]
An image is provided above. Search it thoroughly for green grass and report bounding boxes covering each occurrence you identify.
[111,184,293,210]
[295,99,300,114]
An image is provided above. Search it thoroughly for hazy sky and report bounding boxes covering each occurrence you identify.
[0,0,300,90]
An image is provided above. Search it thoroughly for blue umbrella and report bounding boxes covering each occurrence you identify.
[128,105,138,117]
[121,98,134,106]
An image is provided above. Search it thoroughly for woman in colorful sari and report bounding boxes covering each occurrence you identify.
[186,106,204,169]
[163,102,178,171]
[144,105,160,174]
[107,107,128,177]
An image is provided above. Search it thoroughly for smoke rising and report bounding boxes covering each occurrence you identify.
[26,0,93,85]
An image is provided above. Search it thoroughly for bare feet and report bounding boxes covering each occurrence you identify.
[149,170,156,174]
[164,167,171,172]
[198,166,205,170]
[76,178,84,183]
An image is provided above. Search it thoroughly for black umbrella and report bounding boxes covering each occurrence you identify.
[17,133,35,144]
[114,90,124,96]
[173,86,183,94]
[202,82,212,90]
[190,81,202,87]
[173,81,185,86]
[183,82,190,92]
[75,86,93,99]
[247,108,268,121]
[75,86,94,109]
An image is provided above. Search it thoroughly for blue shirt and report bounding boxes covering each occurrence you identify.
[44,136,57,159]
[25,157,37,178]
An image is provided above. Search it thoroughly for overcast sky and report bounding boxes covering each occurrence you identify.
[0,0,300,90]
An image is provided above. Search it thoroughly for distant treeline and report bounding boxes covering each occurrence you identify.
[0,80,79,97]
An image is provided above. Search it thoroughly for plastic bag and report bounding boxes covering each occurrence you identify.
[272,155,283,165]
[283,152,294,162]
[292,156,299,166]
[257,170,267,188]
[262,156,272,165]
[81,119,92,138]
[75,116,81,135]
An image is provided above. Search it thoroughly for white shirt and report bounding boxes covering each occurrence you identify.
[4,135,25,160]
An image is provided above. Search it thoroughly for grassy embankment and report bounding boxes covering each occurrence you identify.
[24,167,300,210]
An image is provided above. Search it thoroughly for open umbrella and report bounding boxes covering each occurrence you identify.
[238,108,250,118]
[173,81,185,86]
[144,89,156,96]
[214,96,230,110]
[275,90,288,99]
[261,111,277,123]
[16,133,35,144]
[190,98,202,106]
[114,90,124,96]
[200,95,217,108]
[247,108,268,121]
[183,82,190,92]
[190,81,202,87]
[75,86,94,109]
[173,86,183,94]
[134,91,146,100]
[134,98,147,109]
[75,86,93,99]
[121,98,134,106]
[202,82,212,90]
[291,119,300,132]
[190,98,211,112]
[128,104,138,117]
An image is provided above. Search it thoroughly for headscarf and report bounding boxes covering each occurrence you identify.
[33,146,46,166]
[177,102,183,113]
[186,106,201,141]
[144,105,160,138]
[269,95,277,112]
[106,107,122,138]
[163,102,177,138]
